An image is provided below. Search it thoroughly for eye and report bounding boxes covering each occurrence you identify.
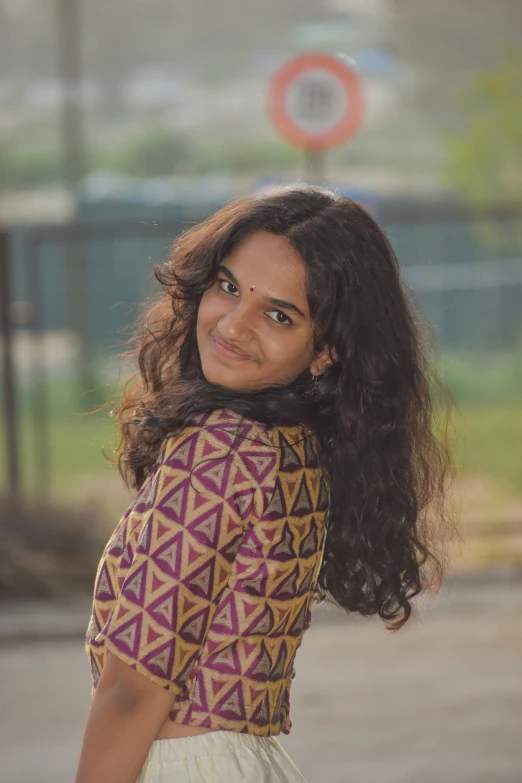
[218,278,239,296]
[217,277,294,326]
[266,310,293,326]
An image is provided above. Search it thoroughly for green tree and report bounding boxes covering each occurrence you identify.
[444,47,522,203]
[119,130,193,178]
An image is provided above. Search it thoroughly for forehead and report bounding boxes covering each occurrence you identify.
[224,231,308,304]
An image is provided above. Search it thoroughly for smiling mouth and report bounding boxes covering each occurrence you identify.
[210,334,254,361]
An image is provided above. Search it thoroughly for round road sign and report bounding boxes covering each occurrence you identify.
[267,53,364,151]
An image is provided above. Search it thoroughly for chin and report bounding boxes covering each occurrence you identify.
[197,338,254,389]
[200,360,253,391]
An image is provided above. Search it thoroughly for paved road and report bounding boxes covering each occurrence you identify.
[1,572,521,783]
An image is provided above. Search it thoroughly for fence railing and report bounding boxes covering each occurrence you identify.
[2,201,522,497]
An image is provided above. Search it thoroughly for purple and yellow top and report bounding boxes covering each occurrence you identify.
[85,408,328,736]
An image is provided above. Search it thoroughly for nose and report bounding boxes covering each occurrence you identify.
[217,300,255,343]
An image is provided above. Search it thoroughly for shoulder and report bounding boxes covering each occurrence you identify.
[160,409,275,465]
[157,409,320,481]
[152,410,279,519]
[148,411,321,525]
[157,410,319,472]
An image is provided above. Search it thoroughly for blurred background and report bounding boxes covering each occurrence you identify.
[0,1,521,782]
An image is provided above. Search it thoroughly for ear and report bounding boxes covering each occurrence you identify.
[309,346,337,377]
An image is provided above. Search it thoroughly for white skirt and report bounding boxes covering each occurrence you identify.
[136,729,309,783]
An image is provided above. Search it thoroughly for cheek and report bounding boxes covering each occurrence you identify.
[197,290,224,330]
[265,330,313,370]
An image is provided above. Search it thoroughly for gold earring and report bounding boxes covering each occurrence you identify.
[305,371,318,397]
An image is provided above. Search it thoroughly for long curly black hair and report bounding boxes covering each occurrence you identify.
[114,185,459,632]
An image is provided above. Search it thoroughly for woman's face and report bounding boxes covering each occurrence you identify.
[196,231,330,391]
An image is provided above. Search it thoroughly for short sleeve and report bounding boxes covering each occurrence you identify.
[94,422,278,693]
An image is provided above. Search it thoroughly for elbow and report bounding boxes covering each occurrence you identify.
[97,677,145,717]
[111,683,144,715]
[95,651,175,717]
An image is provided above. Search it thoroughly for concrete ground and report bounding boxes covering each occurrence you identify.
[0,569,521,783]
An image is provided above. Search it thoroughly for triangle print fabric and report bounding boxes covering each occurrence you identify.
[85,409,327,737]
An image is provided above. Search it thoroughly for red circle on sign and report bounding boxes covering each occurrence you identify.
[267,53,364,151]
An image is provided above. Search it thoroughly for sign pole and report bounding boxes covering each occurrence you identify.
[304,149,326,184]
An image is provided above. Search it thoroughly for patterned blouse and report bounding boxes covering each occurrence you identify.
[85,408,328,736]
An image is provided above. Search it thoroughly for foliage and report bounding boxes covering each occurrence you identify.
[443,46,522,203]
[111,133,300,176]
[192,139,301,174]
[0,132,302,187]
[116,129,193,177]
[438,346,522,407]
[0,144,61,187]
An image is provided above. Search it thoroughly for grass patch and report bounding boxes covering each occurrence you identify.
[438,349,522,408]
[2,349,521,497]
[454,405,522,491]
[1,349,521,573]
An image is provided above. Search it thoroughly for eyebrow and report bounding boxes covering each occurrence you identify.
[218,265,307,320]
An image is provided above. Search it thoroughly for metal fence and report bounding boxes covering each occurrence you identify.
[2,218,185,498]
[2,201,522,497]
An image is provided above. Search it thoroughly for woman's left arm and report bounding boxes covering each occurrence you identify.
[75,651,175,783]
[77,423,277,782]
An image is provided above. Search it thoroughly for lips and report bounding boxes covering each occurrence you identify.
[210,333,254,361]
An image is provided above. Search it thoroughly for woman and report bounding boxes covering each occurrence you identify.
[77,185,457,783]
